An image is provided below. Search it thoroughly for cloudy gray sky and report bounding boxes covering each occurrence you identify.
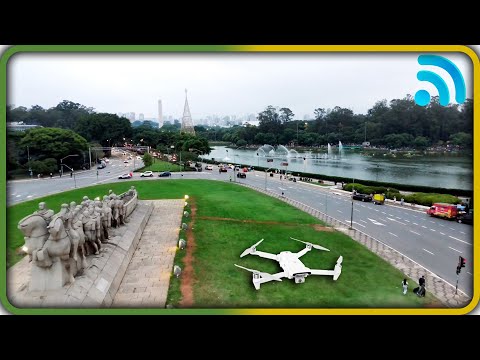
[8,51,473,120]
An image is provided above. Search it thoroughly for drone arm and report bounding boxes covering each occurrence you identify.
[253,272,285,290]
[310,269,335,276]
[295,246,312,259]
[250,250,277,260]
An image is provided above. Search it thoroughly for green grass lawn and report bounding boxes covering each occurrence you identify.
[7,179,440,307]
[136,160,182,173]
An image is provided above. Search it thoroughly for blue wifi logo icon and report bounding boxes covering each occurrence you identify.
[414,55,466,107]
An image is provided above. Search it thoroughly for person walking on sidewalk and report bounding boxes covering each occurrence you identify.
[402,278,408,295]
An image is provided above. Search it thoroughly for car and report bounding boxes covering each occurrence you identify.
[205,165,213,170]
[457,210,473,224]
[124,160,129,163]
[237,172,246,178]
[141,171,153,177]
[352,193,373,202]
[158,171,171,177]
[118,173,132,179]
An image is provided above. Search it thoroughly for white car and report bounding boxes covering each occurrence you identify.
[205,165,213,170]
[118,173,132,179]
[141,171,153,177]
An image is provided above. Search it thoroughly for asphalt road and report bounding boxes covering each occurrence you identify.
[7,161,473,297]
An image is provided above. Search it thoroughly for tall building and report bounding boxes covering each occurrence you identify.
[139,113,144,120]
[181,89,195,135]
[158,99,163,127]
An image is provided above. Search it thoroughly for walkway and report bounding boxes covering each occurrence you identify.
[112,199,184,307]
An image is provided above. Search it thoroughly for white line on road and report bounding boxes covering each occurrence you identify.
[423,249,434,255]
[412,215,417,218]
[404,219,410,222]
[430,229,436,232]
[440,232,445,235]
[354,209,360,212]
[467,272,472,276]
[26,195,32,198]
[388,232,398,237]
[381,212,386,214]
[429,221,435,224]
[387,217,406,225]
[374,209,379,212]
[337,210,343,213]
[421,225,427,228]
[396,216,402,220]
[449,246,462,253]
[460,231,465,235]
[413,222,419,225]
[360,204,365,208]
[360,219,368,224]
[439,224,444,227]
[449,228,455,231]
[449,235,471,245]
[410,230,421,235]
[16,195,21,198]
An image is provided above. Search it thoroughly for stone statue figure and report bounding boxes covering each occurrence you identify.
[81,196,90,208]
[68,205,87,270]
[33,208,75,285]
[94,200,106,243]
[83,207,101,255]
[33,202,55,223]
[110,194,120,228]
[102,195,112,239]
[114,195,125,226]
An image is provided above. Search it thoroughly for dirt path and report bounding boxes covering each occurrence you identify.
[179,199,196,307]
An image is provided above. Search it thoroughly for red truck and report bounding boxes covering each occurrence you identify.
[426,203,459,220]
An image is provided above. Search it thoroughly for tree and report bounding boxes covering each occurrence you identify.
[19,128,88,168]
[142,152,153,167]
[449,132,472,148]
[279,108,294,123]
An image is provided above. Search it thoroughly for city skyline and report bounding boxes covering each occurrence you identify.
[9,53,473,120]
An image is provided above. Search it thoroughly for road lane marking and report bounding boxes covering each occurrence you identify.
[430,229,436,232]
[449,228,455,231]
[359,219,368,224]
[449,235,471,245]
[412,215,417,218]
[439,224,444,227]
[413,222,419,225]
[368,218,385,226]
[396,216,402,220]
[337,210,343,213]
[440,232,445,235]
[429,221,435,224]
[388,232,398,237]
[404,220,410,222]
[387,217,406,225]
[381,212,386,214]
[16,195,21,198]
[26,195,32,198]
[345,220,366,228]
[467,272,472,276]
[354,209,360,212]
[374,209,379,212]
[360,204,365,208]
[410,230,421,235]
[421,225,427,228]
[423,249,434,255]
[460,231,465,235]
[448,246,462,253]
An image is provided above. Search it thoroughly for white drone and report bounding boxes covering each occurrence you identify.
[235,237,343,290]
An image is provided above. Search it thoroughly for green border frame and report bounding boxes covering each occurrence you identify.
[1,45,478,315]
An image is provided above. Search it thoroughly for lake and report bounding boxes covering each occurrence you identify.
[204,146,472,190]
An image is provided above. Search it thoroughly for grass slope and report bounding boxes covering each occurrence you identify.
[8,179,438,307]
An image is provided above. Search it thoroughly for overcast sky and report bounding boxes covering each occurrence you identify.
[8,52,473,120]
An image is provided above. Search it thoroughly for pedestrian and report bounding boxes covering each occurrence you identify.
[401,198,404,206]
[281,191,284,197]
[37,174,41,179]
[229,176,232,182]
[393,196,396,203]
[417,275,426,297]
[402,278,408,295]
[50,172,53,178]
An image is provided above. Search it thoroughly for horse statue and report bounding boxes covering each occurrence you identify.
[17,213,50,262]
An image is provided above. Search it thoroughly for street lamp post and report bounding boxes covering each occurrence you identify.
[27,146,32,178]
[60,154,79,177]
[376,164,379,182]
[350,178,355,229]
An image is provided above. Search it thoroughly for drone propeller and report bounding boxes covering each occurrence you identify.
[290,237,330,251]
[240,238,265,258]
[234,264,282,282]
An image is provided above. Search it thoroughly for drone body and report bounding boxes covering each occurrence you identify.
[235,237,343,290]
